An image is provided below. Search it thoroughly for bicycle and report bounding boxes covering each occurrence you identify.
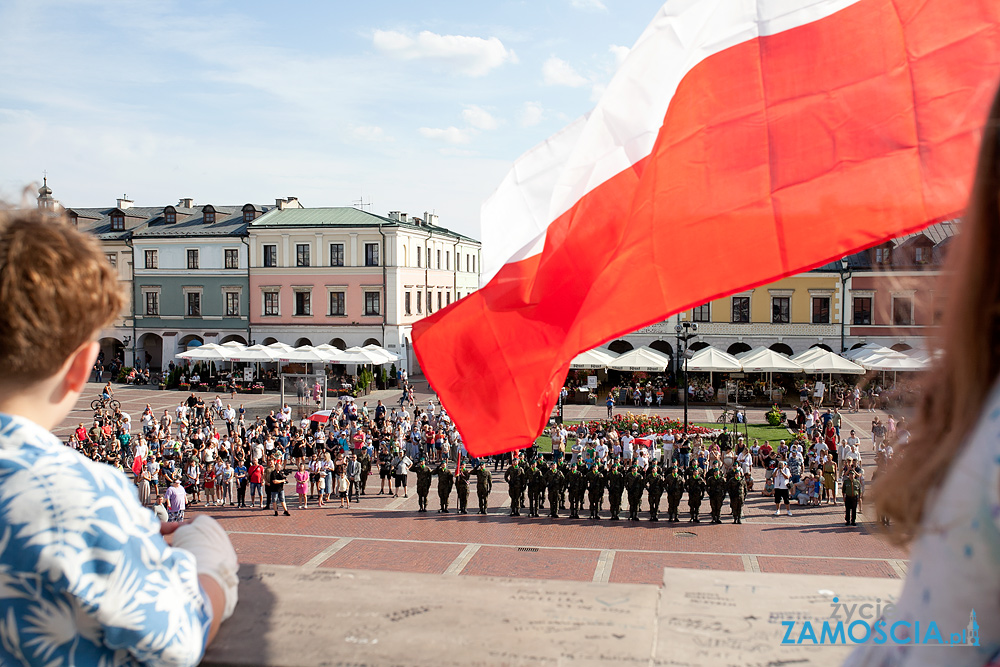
[716,409,732,424]
[91,396,121,411]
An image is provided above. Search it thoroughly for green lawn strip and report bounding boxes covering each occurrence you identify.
[693,422,790,446]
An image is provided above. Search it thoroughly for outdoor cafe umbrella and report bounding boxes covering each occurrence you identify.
[334,346,396,365]
[175,343,228,361]
[791,348,864,404]
[606,346,672,372]
[736,346,804,400]
[569,348,619,370]
[363,344,399,364]
[685,346,742,388]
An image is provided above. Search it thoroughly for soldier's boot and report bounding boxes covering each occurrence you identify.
[694,508,701,523]
[550,503,559,518]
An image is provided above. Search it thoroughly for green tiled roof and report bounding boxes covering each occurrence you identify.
[251,207,479,243]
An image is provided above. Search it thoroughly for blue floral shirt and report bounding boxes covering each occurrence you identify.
[0,413,211,666]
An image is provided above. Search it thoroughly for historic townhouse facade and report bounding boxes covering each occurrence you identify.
[131,201,270,370]
[65,195,153,368]
[248,207,481,374]
[605,221,956,361]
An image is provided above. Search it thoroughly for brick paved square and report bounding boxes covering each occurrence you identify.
[757,556,898,578]
[228,533,333,567]
[610,552,743,584]
[461,546,599,581]
[320,539,465,574]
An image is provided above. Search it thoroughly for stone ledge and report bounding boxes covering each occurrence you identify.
[202,564,901,666]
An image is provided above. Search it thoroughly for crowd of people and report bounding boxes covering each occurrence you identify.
[66,378,907,530]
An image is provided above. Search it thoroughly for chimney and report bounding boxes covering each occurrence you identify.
[275,197,302,210]
[117,195,133,210]
[178,198,193,208]
[424,212,439,226]
[399,212,408,223]
[388,211,400,221]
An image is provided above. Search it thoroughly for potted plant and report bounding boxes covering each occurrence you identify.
[179,382,190,391]
[250,383,264,394]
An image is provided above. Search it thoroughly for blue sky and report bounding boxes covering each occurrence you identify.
[0,0,664,239]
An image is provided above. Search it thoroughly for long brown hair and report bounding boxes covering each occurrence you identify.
[875,83,1000,543]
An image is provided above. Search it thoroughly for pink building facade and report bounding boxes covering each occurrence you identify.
[248,205,480,375]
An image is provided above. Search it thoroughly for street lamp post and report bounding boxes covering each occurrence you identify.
[674,322,699,434]
[839,257,852,353]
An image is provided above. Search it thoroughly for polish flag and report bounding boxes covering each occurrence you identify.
[414,0,1000,457]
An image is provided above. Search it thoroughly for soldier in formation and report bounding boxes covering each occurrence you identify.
[665,462,685,522]
[504,459,525,516]
[727,466,746,524]
[434,462,454,513]
[706,462,727,524]
[455,463,470,514]
[587,465,605,520]
[568,463,587,519]
[547,462,564,518]
[606,462,625,520]
[686,468,706,523]
[626,465,645,521]
[528,460,547,517]
[646,463,664,521]
[474,461,492,514]
[414,458,433,513]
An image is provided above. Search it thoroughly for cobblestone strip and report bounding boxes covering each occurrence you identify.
[443,544,482,576]
[741,554,761,573]
[887,559,908,578]
[592,550,616,583]
[302,537,354,570]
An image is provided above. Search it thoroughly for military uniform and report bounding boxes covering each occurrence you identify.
[455,465,470,514]
[474,463,492,514]
[547,464,564,518]
[358,451,372,495]
[646,468,664,521]
[665,464,685,522]
[843,474,862,526]
[587,466,605,519]
[557,462,571,510]
[686,470,706,522]
[567,464,586,519]
[504,461,525,516]
[527,463,548,517]
[433,463,454,513]
[606,464,625,520]
[727,468,746,524]
[706,465,727,524]
[626,467,646,521]
[414,460,433,512]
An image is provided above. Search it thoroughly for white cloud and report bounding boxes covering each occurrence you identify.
[570,0,608,12]
[352,125,393,142]
[461,105,499,131]
[543,56,589,88]
[609,44,630,68]
[519,101,544,127]
[372,29,515,77]
[419,126,476,145]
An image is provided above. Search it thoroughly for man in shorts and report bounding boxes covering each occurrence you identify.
[773,458,792,516]
[392,449,413,498]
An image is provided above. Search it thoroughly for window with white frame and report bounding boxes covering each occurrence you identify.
[364,243,379,267]
[105,253,117,269]
[771,296,790,324]
[144,249,158,269]
[143,289,160,316]
[731,296,750,323]
[892,295,914,326]
[224,290,240,317]
[185,290,202,317]
[329,291,345,316]
[404,292,411,315]
[294,289,311,316]
[263,290,280,316]
[186,249,199,270]
[330,243,345,267]
[263,244,278,268]
[225,248,239,269]
[364,291,381,316]
[811,296,831,324]
[692,304,710,322]
[296,244,310,267]
[416,291,422,313]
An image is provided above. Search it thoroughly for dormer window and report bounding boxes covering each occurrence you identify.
[164,207,176,224]
[203,205,216,224]
[915,246,927,264]
[874,247,891,264]
[243,210,254,223]
[110,213,124,231]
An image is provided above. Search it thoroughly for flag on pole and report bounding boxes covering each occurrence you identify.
[132,455,146,478]
[414,0,1000,457]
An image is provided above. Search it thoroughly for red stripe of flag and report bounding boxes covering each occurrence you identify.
[414,0,1000,457]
